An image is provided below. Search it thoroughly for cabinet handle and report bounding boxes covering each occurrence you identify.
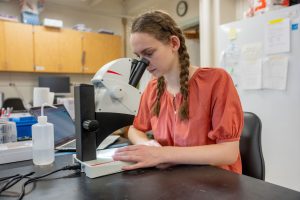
[82,50,86,66]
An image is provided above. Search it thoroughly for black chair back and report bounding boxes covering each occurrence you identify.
[240,112,265,180]
[2,98,26,111]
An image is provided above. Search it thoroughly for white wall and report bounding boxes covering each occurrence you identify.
[186,39,200,66]
[0,1,124,105]
[126,0,199,25]
[41,3,124,34]
[220,0,237,24]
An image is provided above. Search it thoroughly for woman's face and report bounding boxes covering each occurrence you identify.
[130,32,179,78]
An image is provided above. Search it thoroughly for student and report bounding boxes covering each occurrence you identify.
[113,10,244,174]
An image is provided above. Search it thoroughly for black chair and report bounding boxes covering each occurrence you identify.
[2,98,27,111]
[240,112,265,180]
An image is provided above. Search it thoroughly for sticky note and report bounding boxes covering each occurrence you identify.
[269,18,284,24]
[228,28,237,40]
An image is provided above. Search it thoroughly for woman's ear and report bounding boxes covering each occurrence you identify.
[169,35,180,51]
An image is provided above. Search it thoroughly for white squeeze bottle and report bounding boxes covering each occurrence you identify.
[31,104,55,165]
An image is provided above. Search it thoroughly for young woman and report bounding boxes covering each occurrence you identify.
[113,10,244,174]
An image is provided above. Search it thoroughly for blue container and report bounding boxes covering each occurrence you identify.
[9,116,37,141]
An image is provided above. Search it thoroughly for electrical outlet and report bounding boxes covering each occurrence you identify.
[9,83,15,87]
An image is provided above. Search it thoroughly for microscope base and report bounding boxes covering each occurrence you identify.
[73,148,132,178]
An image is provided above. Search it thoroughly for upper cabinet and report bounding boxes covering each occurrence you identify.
[0,21,5,71]
[3,21,34,72]
[34,26,83,73]
[82,32,122,74]
[0,20,123,74]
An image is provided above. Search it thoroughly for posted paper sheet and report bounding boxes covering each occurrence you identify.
[265,18,290,55]
[263,55,289,90]
[240,43,263,90]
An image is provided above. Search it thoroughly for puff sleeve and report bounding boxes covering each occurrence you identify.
[207,69,244,143]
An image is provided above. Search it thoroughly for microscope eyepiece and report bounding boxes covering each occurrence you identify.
[129,58,149,87]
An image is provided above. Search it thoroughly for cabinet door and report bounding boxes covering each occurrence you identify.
[34,26,83,73]
[34,26,60,72]
[0,21,5,70]
[83,33,122,74]
[4,22,34,72]
[59,29,82,73]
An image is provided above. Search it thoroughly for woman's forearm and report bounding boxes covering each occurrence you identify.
[128,125,150,144]
[161,141,240,166]
[127,126,239,166]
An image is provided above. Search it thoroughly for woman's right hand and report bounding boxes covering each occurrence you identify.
[112,144,164,170]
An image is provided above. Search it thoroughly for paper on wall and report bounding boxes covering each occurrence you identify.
[240,59,262,90]
[220,42,241,86]
[241,43,263,61]
[228,28,237,40]
[262,55,288,90]
[240,43,263,90]
[265,18,290,55]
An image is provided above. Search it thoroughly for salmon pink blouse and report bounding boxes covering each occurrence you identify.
[133,67,244,174]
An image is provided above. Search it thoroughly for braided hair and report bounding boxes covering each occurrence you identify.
[131,10,190,120]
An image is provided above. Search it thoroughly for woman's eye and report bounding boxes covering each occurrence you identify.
[144,52,153,57]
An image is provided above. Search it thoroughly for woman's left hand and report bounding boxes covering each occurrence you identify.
[112,145,164,170]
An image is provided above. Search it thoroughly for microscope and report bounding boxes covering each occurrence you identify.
[73,58,149,178]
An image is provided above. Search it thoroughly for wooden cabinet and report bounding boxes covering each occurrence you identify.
[83,32,122,74]
[0,21,122,74]
[3,21,34,72]
[34,26,83,73]
[0,21,5,70]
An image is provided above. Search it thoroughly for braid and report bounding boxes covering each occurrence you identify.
[132,10,190,120]
[152,76,165,117]
[177,29,190,120]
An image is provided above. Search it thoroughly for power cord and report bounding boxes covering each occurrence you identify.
[0,172,35,193]
[0,164,81,200]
